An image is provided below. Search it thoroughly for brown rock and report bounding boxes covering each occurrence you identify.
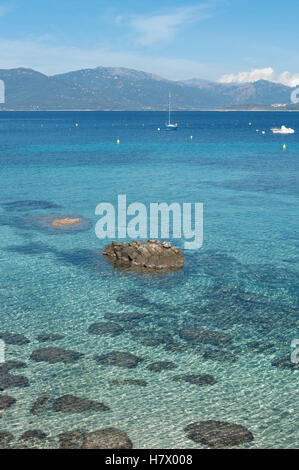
[179,328,232,346]
[82,428,133,449]
[19,430,47,441]
[109,378,148,387]
[36,333,65,342]
[0,431,14,445]
[0,395,16,410]
[58,430,86,449]
[184,420,254,448]
[30,347,83,363]
[51,217,83,227]
[88,322,123,336]
[0,361,27,374]
[146,361,177,372]
[0,373,29,389]
[53,395,109,413]
[173,374,217,386]
[30,393,51,415]
[94,351,143,368]
[0,332,30,345]
[103,239,184,273]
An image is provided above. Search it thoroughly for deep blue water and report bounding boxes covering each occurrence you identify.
[0,111,298,448]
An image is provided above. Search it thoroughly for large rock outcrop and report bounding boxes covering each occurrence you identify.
[184,420,254,448]
[103,240,184,273]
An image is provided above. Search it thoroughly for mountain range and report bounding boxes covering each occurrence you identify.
[0,66,296,111]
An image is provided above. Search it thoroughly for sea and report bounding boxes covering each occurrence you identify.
[0,111,298,448]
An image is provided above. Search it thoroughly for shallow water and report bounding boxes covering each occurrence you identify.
[0,111,298,448]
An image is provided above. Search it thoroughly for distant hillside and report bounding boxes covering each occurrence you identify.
[0,67,295,110]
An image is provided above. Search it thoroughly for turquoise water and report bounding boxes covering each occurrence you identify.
[0,111,298,448]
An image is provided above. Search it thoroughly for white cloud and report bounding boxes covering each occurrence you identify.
[118,5,212,46]
[0,36,215,80]
[219,67,299,87]
[219,67,275,84]
[278,71,299,87]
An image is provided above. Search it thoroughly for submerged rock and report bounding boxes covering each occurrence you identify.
[2,200,61,211]
[0,431,14,445]
[103,240,184,273]
[173,374,217,386]
[36,333,65,343]
[53,395,109,413]
[30,347,83,364]
[271,355,299,370]
[184,420,254,448]
[30,393,51,415]
[202,349,238,363]
[0,332,30,345]
[19,430,47,441]
[246,341,275,354]
[0,395,16,410]
[109,378,148,387]
[139,337,161,347]
[58,430,86,449]
[179,328,232,346]
[146,361,177,372]
[88,322,123,336]
[94,351,143,368]
[51,217,83,228]
[0,361,27,374]
[0,373,29,389]
[82,428,133,449]
[163,341,188,353]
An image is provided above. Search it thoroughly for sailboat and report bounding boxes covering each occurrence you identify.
[165,92,178,130]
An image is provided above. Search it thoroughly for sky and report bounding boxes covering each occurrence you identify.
[0,0,299,85]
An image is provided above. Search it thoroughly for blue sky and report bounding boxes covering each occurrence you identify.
[0,0,299,84]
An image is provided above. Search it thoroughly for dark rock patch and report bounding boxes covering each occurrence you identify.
[109,378,148,387]
[0,361,27,374]
[0,332,30,345]
[88,322,123,336]
[184,420,254,448]
[139,337,161,347]
[179,328,232,346]
[94,352,143,369]
[53,395,109,413]
[202,349,238,363]
[30,393,51,415]
[0,431,14,445]
[271,355,299,370]
[30,347,83,363]
[0,395,16,410]
[116,292,149,306]
[82,428,133,449]
[163,341,188,353]
[147,361,177,372]
[19,430,47,441]
[58,430,86,449]
[36,333,65,343]
[2,200,61,212]
[246,341,275,354]
[103,240,184,274]
[173,374,217,386]
[0,373,29,389]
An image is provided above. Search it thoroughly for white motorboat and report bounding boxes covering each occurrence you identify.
[271,125,295,134]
